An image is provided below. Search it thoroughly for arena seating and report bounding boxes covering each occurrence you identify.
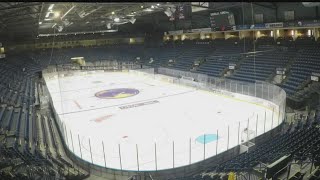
[144,42,186,67]
[29,44,144,66]
[167,113,320,180]
[172,41,213,71]
[2,36,319,179]
[280,41,320,101]
[29,37,320,101]
[196,38,252,77]
[276,36,294,47]
[0,57,88,179]
[225,47,290,83]
[256,36,275,46]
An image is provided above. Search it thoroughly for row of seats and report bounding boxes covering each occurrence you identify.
[0,57,88,179]
[280,43,320,101]
[226,47,292,83]
[29,37,320,102]
[196,38,252,77]
[1,36,319,179]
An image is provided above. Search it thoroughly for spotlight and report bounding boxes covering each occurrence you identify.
[157,4,160,6]
[111,11,115,15]
[39,22,42,25]
[151,5,154,8]
[141,5,144,8]
[54,12,60,18]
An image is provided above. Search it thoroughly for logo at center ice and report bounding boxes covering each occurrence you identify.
[95,88,139,99]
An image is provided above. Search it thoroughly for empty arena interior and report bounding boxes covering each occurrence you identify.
[1,2,320,180]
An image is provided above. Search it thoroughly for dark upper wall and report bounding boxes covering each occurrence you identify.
[232,3,277,25]
[233,2,319,25]
[3,3,319,45]
[276,2,318,21]
[146,2,320,32]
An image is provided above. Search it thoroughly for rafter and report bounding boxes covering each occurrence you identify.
[0,2,41,11]
[3,11,40,21]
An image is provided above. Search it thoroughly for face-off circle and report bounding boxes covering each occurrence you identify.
[95,88,140,99]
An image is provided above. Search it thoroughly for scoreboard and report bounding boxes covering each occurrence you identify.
[210,11,235,31]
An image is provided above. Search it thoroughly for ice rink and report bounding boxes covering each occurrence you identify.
[44,71,280,171]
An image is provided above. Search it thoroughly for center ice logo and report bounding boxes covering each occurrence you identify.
[95,88,140,99]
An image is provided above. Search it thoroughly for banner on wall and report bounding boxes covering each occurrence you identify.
[283,21,298,28]
[236,25,250,30]
[265,22,283,29]
[250,24,266,29]
[168,30,184,35]
[183,29,193,33]
[297,20,320,27]
[191,28,212,33]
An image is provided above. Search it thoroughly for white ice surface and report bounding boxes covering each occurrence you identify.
[44,72,280,171]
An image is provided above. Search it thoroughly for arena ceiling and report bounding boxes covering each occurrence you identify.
[0,2,280,43]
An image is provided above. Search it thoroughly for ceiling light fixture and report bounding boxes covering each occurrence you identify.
[54,12,60,18]
[114,17,120,22]
[111,11,115,15]
[48,4,54,11]
[151,5,154,8]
